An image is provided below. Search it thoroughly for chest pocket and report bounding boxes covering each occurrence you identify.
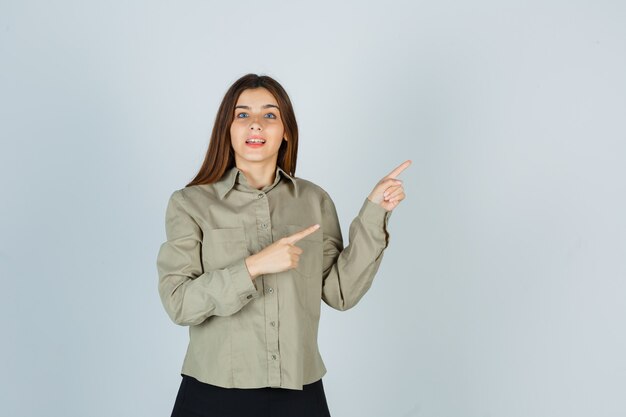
[282,224,323,278]
[202,226,249,270]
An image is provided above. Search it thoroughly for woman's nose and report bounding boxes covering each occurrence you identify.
[249,117,262,130]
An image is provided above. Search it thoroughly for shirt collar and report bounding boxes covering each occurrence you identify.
[215,165,298,200]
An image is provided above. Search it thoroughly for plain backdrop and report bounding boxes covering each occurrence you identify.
[1,1,625,416]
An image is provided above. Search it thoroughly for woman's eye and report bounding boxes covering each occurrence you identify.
[235,112,277,119]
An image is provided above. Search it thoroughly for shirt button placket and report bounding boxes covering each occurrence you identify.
[256,192,281,387]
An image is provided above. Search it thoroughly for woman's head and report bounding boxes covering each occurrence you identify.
[186,74,299,187]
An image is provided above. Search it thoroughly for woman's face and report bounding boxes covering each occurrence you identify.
[230,87,285,170]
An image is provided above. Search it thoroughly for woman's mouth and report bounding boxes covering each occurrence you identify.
[246,138,266,147]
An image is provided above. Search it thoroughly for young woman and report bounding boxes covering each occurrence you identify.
[156,73,410,417]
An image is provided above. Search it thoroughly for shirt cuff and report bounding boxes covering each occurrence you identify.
[227,258,260,304]
[358,197,392,227]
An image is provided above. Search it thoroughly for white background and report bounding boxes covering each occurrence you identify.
[1,1,625,416]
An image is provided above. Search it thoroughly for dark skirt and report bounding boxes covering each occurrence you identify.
[170,374,332,417]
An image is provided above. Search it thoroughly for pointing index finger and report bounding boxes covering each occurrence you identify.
[386,160,412,179]
[285,224,320,244]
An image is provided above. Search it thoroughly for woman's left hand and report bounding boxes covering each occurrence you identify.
[367,160,411,212]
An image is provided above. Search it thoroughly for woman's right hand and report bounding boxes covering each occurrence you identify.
[245,224,320,279]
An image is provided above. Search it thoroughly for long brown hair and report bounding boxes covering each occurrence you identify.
[185,73,299,187]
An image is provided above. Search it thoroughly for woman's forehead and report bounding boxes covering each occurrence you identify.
[236,87,279,107]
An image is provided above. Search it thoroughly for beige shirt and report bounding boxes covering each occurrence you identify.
[156,165,392,390]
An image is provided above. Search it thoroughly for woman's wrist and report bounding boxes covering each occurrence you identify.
[245,255,260,280]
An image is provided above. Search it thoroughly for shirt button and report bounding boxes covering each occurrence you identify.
[270,321,275,327]
[267,287,274,294]
[257,193,264,199]
[246,294,253,299]
[261,223,268,229]
[272,355,277,360]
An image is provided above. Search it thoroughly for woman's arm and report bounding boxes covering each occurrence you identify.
[156,190,259,326]
[320,160,409,310]
[320,192,391,310]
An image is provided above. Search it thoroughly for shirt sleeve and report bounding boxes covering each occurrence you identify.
[156,190,260,326]
[320,192,392,311]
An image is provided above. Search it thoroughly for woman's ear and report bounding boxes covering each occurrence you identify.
[283,137,288,142]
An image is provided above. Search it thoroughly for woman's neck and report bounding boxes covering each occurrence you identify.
[236,162,277,190]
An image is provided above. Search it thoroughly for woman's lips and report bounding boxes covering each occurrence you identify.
[245,141,265,148]
[245,138,266,147]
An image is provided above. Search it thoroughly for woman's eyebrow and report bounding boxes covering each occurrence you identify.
[235,104,280,110]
